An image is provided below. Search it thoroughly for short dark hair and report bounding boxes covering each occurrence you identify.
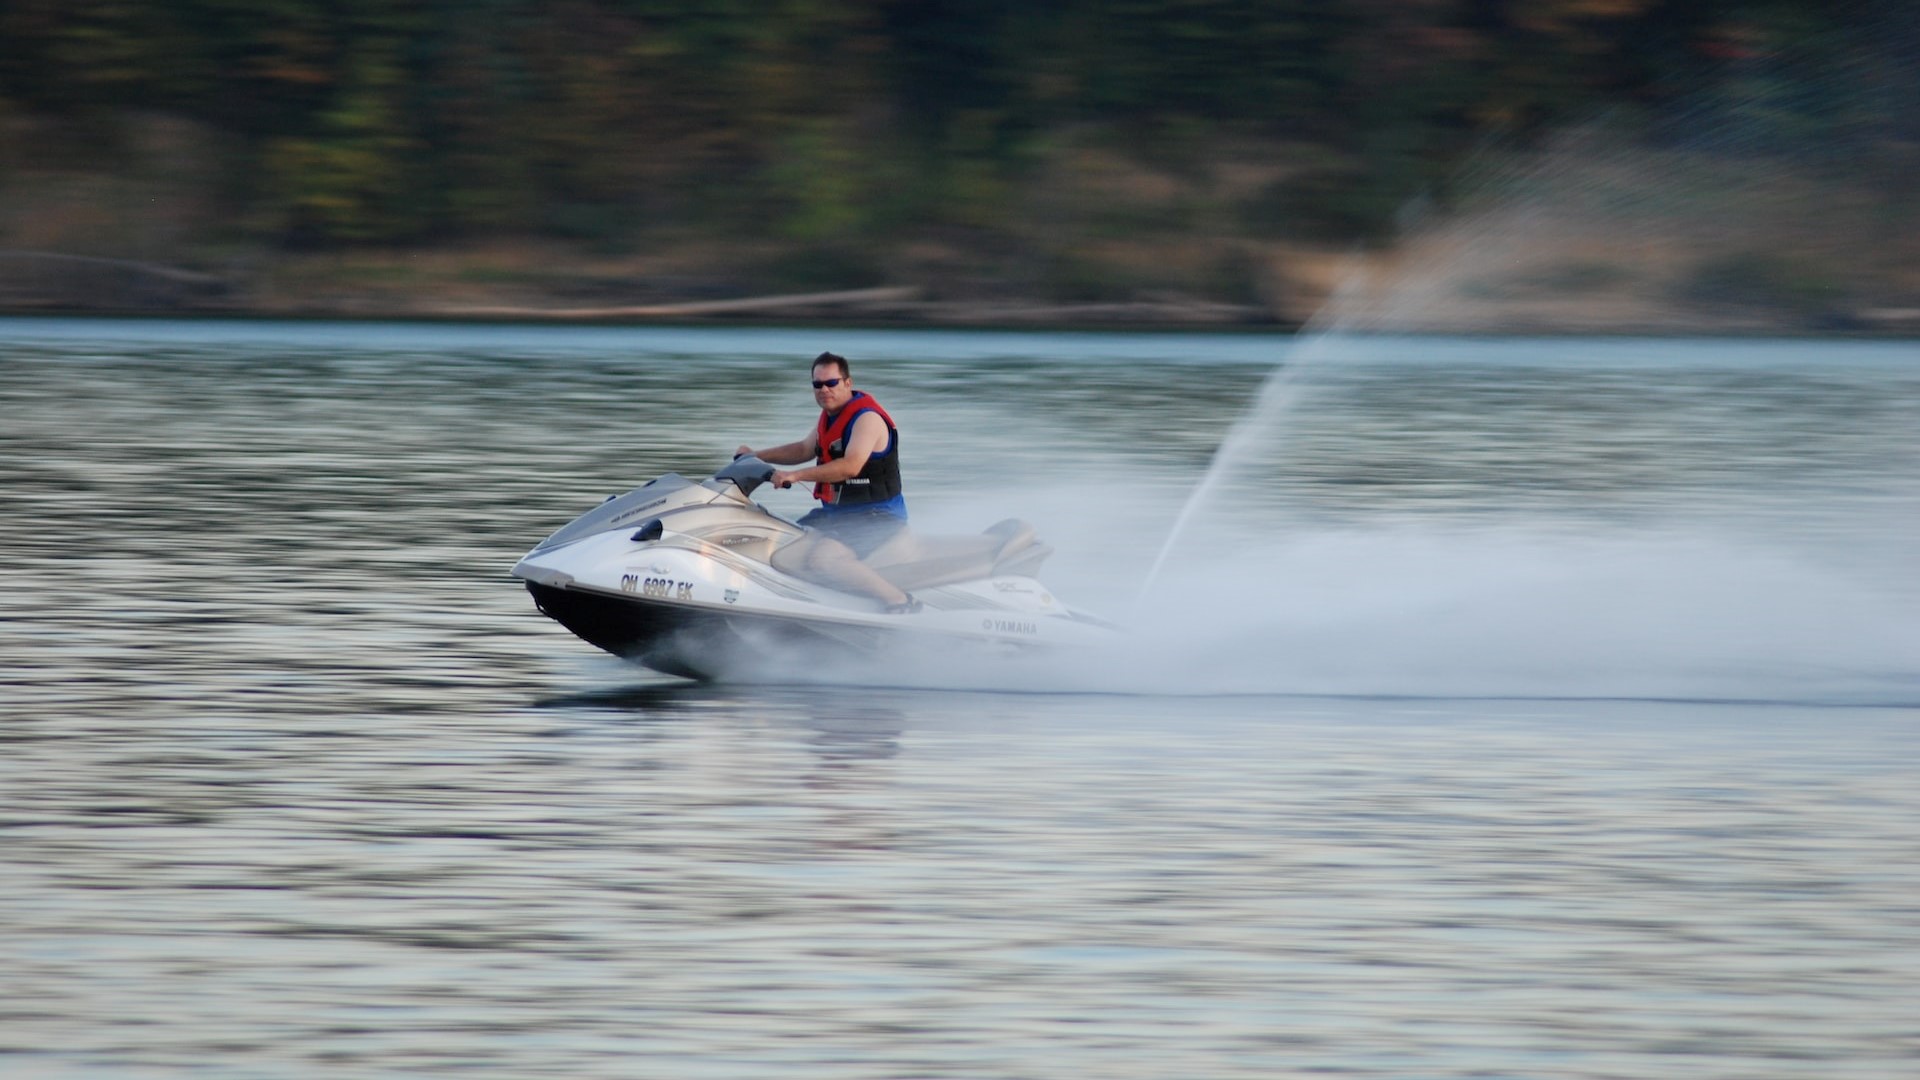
[812,351,850,379]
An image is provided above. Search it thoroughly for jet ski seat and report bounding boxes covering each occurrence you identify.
[866,519,1053,591]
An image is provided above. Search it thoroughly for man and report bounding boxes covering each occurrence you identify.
[736,352,921,613]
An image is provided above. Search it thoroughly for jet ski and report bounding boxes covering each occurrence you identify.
[512,456,1117,680]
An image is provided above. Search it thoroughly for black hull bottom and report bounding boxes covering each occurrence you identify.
[525,583,870,680]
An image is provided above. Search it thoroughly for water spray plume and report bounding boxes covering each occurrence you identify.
[1136,255,1371,603]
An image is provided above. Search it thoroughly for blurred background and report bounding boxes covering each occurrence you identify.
[1,0,1916,329]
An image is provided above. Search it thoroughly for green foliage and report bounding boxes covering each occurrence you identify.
[760,244,884,292]
[765,120,874,243]
[261,42,422,244]
[1244,164,1405,243]
[0,0,1910,257]
[1037,251,1132,303]
[1682,252,1846,315]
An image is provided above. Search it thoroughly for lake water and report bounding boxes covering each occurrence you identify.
[3,317,1918,1078]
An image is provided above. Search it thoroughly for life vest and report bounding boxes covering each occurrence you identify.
[813,391,902,506]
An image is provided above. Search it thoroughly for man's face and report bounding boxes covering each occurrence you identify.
[812,364,854,411]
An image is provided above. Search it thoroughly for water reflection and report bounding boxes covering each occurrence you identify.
[790,703,905,764]
[534,683,905,761]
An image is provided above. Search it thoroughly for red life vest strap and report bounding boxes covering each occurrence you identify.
[813,393,896,502]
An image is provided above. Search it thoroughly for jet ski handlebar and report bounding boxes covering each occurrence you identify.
[715,454,777,496]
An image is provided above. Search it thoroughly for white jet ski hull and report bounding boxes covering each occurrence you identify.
[512,462,1114,681]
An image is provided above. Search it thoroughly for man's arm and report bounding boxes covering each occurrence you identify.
[737,432,817,466]
[769,412,887,488]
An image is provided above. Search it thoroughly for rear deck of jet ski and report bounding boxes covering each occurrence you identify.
[862,519,1052,591]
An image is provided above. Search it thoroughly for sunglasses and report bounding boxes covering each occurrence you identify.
[811,377,844,389]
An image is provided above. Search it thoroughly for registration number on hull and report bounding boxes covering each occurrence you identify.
[621,575,693,601]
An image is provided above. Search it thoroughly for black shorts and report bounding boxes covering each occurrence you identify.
[795,507,907,559]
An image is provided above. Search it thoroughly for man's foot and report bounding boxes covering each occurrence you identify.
[882,594,922,615]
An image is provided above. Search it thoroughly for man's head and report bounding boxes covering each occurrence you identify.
[811,351,854,411]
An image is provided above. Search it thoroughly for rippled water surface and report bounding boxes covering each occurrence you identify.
[4,318,1918,1078]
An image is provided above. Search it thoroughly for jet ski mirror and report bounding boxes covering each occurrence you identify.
[714,454,776,497]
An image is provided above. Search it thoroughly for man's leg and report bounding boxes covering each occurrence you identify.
[772,531,911,606]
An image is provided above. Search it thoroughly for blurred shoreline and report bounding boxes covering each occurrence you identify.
[5,246,1918,337]
[6,8,1918,341]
